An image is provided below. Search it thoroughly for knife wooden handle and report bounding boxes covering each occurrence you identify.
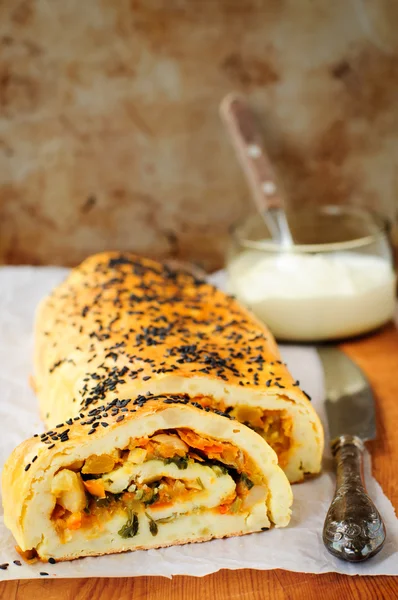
[323,435,386,562]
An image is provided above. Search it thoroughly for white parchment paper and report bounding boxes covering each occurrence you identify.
[0,266,397,581]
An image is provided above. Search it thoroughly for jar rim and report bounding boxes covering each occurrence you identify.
[230,204,389,253]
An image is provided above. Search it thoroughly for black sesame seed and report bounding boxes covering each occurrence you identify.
[88,429,96,435]
[13,560,21,566]
[116,415,124,422]
[101,422,109,428]
[40,572,49,576]
[32,455,38,463]
[48,443,55,449]
[0,564,9,570]
[24,464,31,472]
[191,402,203,410]
[142,375,151,381]
[48,557,56,564]
[116,399,130,408]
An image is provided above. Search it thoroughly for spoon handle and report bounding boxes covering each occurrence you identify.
[220,93,283,213]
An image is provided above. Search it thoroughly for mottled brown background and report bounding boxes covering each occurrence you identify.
[0,0,397,270]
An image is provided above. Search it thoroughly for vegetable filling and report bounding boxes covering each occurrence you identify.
[51,429,268,541]
[230,407,293,467]
[184,396,293,468]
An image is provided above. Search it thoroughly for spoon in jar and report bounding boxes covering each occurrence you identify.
[220,93,293,246]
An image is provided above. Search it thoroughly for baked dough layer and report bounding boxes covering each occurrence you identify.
[2,396,292,561]
[33,252,324,483]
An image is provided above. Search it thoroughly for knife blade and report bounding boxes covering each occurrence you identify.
[318,346,386,563]
[319,346,376,442]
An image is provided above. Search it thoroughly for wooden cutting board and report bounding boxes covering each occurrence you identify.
[1,325,397,600]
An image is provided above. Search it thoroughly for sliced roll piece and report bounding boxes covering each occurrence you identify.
[2,394,292,562]
[34,252,324,483]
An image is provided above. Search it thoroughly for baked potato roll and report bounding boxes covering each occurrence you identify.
[2,395,292,562]
[34,252,323,483]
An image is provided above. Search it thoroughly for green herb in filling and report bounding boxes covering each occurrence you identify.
[240,473,254,489]
[144,491,160,506]
[155,513,178,524]
[164,456,189,469]
[209,462,228,476]
[95,493,122,508]
[149,520,158,536]
[83,495,91,514]
[145,512,158,536]
[95,496,111,508]
[118,509,139,539]
[230,498,242,513]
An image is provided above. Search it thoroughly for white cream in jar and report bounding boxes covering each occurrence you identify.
[227,251,396,341]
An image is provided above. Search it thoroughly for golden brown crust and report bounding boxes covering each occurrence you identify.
[33,251,313,427]
[1,395,238,542]
[2,394,293,560]
[1,252,324,561]
[4,395,237,493]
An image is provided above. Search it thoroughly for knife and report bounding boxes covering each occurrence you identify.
[318,346,386,562]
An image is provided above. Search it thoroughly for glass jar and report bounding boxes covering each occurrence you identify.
[226,205,396,342]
